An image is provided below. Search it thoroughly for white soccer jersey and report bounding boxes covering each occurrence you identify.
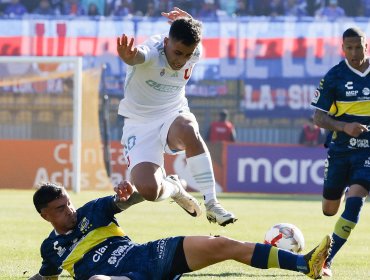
[118,34,202,121]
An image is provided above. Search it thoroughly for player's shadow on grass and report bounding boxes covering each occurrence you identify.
[183,272,305,278]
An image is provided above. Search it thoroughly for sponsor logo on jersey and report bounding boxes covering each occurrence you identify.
[346,90,358,97]
[365,157,370,168]
[146,80,182,92]
[311,89,320,103]
[156,238,168,259]
[107,244,133,266]
[349,138,369,148]
[53,241,66,257]
[362,87,370,96]
[345,81,353,90]
[93,245,108,262]
[345,81,358,96]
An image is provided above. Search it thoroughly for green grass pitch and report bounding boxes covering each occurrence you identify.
[0,190,369,279]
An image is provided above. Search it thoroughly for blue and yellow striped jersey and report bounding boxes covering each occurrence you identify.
[39,196,128,280]
[311,59,370,151]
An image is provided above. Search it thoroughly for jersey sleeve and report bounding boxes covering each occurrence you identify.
[311,69,336,112]
[39,242,62,277]
[190,42,202,64]
[137,44,155,64]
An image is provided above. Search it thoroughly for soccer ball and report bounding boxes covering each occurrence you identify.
[264,223,305,253]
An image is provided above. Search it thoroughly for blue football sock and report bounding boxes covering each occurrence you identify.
[327,197,364,264]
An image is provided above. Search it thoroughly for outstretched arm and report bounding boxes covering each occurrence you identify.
[114,181,145,211]
[116,34,145,66]
[313,109,368,137]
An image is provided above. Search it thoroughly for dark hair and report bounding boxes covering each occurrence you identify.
[169,17,202,46]
[343,27,366,40]
[220,109,229,121]
[33,182,65,213]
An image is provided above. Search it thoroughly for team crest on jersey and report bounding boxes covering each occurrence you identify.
[184,66,193,79]
[78,217,91,233]
[362,87,370,96]
[160,69,165,76]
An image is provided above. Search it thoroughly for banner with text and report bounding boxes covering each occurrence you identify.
[226,143,326,194]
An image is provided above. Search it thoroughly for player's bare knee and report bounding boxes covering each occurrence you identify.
[210,236,235,257]
[322,208,337,216]
[134,182,161,201]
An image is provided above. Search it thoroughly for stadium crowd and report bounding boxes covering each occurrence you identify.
[1,0,370,18]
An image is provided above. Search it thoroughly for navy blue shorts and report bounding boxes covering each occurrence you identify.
[79,236,185,280]
[323,149,370,200]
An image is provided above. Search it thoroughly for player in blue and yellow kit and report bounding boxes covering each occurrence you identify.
[311,27,370,277]
[29,181,331,280]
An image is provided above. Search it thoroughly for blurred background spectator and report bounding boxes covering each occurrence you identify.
[0,0,363,18]
[299,117,325,147]
[62,0,85,15]
[315,0,346,19]
[208,109,236,143]
[33,0,56,15]
[4,0,27,16]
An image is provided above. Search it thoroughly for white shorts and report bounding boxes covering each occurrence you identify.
[121,108,194,172]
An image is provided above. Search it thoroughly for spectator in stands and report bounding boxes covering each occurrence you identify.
[49,0,63,15]
[235,0,251,16]
[208,109,236,143]
[33,0,56,15]
[359,0,370,16]
[81,0,105,16]
[153,0,170,17]
[132,0,150,16]
[197,0,218,19]
[249,0,271,16]
[87,2,100,16]
[299,116,325,146]
[306,0,324,16]
[284,0,307,16]
[4,0,27,16]
[61,0,85,15]
[338,0,362,16]
[20,0,38,13]
[269,0,285,16]
[111,0,133,17]
[316,0,346,19]
[218,0,238,17]
[145,1,156,17]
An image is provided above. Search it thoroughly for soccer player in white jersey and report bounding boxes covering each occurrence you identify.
[116,7,237,226]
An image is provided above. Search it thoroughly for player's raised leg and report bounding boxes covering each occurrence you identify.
[131,162,202,217]
[167,113,237,226]
[182,235,332,279]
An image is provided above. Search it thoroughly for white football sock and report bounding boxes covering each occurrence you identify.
[187,152,217,203]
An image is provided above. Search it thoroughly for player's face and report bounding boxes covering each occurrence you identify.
[41,190,77,234]
[164,37,197,70]
[342,36,368,71]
